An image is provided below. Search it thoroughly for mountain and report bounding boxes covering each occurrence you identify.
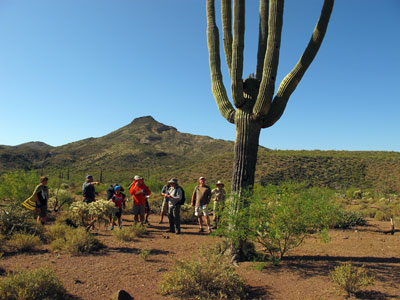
[1,116,400,192]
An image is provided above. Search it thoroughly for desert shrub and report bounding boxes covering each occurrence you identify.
[330,263,374,298]
[0,170,39,204]
[160,247,247,300]
[0,233,5,252]
[0,267,67,300]
[139,248,150,261]
[0,206,43,237]
[48,189,75,211]
[45,224,73,242]
[249,183,335,260]
[112,224,147,242]
[7,233,42,253]
[51,227,105,255]
[332,210,367,229]
[180,204,197,224]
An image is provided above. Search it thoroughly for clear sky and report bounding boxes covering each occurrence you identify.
[0,0,399,151]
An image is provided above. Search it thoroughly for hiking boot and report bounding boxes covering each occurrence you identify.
[199,228,204,233]
[110,225,114,231]
[208,227,212,234]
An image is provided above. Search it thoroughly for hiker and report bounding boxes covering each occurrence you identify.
[129,175,151,225]
[211,180,226,229]
[82,175,100,203]
[159,181,171,224]
[107,183,124,200]
[31,176,49,225]
[191,176,212,233]
[165,178,183,234]
[109,185,126,230]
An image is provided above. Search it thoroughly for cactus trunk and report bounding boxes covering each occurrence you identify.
[231,110,261,193]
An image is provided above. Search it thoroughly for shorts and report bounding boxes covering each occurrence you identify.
[194,205,209,217]
[133,205,145,217]
[37,205,47,218]
[112,207,122,219]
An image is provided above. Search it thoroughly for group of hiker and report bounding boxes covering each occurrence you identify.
[26,174,226,234]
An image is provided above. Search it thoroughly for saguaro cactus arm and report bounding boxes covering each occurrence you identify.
[231,0,245,109]
[253,0,284,118]
[262,0,334,128]
[222,0,233,76]
[207,0,236,123]
[255,0,269,81]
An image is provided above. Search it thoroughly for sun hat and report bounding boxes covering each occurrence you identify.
[168,178,178,184]
[134,175,142,180]
[216,180,224,186]
[199,176,205,181]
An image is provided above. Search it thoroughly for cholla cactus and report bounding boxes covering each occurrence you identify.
[88,200,114,225]
[69,201,89,226]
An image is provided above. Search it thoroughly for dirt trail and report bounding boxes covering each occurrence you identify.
[1,216,399,300]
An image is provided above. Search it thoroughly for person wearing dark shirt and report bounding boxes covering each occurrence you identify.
[82,175,100,203]
[35,176,49,225]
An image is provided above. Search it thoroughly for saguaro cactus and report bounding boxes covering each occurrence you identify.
[207,0,334,193]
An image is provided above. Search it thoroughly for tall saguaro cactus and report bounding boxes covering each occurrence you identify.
[207,0,334,194]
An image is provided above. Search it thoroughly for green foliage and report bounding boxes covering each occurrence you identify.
[6,233,42,253]
[45,224,73,242]
[249,183,336,259]
[332,210,367,229]
[160,247,247,300]
[0,267,67,300]
[50,227,105,255]
[0,170,39,203]
[139,248,150,261]
[330,263,374,297]
[0,206,42,237]
[112,224,147,242]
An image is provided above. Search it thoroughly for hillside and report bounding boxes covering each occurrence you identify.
[1,116,400,192]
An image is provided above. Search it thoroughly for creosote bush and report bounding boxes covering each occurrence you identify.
[0,267,67,300]
[50,227,105,255]
[112,224,147,242]
[160,246,247,300]
[330,263,374,298]
[7,233,42,253]
[249,183,336,260]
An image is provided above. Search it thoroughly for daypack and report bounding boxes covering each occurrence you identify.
[177,187,186,205]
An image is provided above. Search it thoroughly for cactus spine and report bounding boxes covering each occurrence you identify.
[207,0,334,193]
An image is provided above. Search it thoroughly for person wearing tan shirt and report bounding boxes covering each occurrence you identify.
[191,176,212,233]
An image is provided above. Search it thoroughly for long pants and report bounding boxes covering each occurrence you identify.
[168,204,181,232]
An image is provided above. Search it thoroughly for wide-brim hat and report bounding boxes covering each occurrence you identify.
[199,176,205,181]
[134,175,142,180]
[216,180,224,186]
[168,178,178,184]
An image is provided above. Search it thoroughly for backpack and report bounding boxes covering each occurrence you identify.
[177,187,186,205]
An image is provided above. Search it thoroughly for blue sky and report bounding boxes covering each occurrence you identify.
[0,0,399,151]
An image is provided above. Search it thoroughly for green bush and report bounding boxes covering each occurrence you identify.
[7,233,42,253]
[51,227,105,255]
[332,210,367,229]
[45,224,73,242]
[0,206,43,237]
[0,170,39,204]
[330,263,374,298]
[249,183,335,260]
[160,247,247,300]
[112,224,147,242]
[0,267,67,300]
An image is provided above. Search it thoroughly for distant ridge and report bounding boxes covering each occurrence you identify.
[0,116,399,192]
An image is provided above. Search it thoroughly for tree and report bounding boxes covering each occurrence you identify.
[206,0,334,193]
